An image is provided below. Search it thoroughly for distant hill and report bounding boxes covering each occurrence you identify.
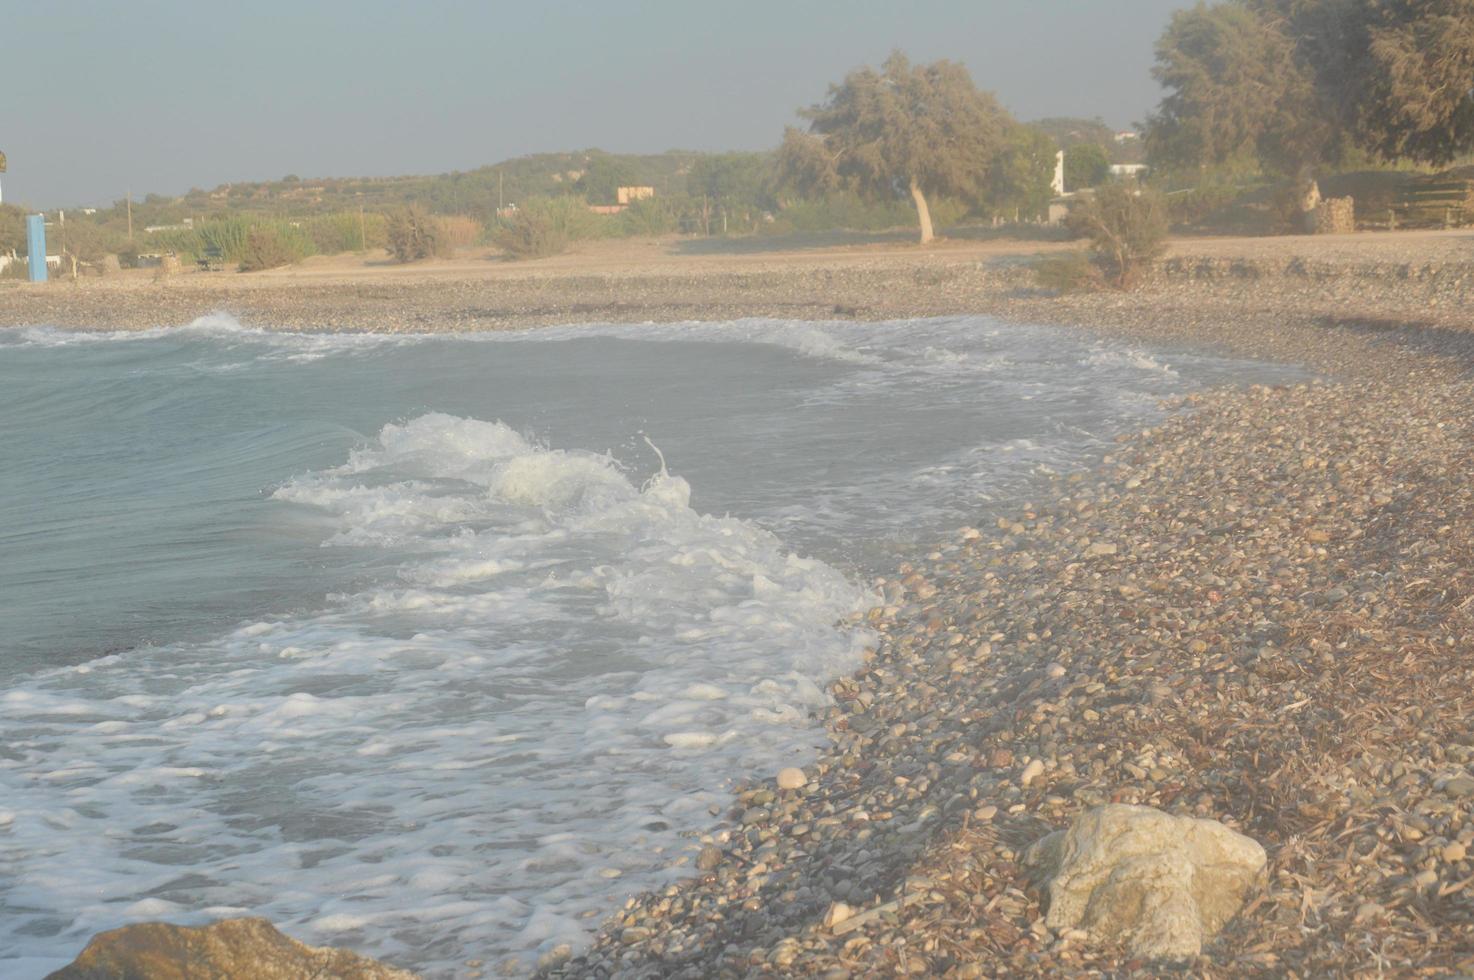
[92,149,727,230]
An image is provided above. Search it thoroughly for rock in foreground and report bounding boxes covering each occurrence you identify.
[46,917,417,980]
[1025,804,1267,960]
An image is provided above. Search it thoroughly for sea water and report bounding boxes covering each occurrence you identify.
[0,315,1301,976]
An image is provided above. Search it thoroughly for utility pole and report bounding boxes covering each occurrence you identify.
[358,204,367,251]
[126,190,133,241]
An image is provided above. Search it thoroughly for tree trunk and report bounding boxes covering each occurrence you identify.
[909,178,935,244]
[1295,169,1321,235]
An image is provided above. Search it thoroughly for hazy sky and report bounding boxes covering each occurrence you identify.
[4,0,1185,207]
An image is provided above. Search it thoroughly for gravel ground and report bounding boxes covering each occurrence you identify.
[8,232,1474,977]
[539,242,1474,977]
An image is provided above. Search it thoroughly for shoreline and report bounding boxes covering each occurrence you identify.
[9,232,1474,975]
[526,240,1473,975]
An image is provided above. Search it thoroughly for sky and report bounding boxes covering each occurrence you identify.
[2,0,1186,207]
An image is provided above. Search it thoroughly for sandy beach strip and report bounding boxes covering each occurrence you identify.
[7,231,1474,975]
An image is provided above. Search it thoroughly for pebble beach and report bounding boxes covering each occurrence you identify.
[7,229,1474,976]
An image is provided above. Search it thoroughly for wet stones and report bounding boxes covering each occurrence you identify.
[45,918,416,980]
[777,768,808,791]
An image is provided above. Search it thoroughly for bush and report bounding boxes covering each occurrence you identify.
[495,195,601,259]
[0,204,26,254]
[238,224,314,271]
[386,205,442,263]
[1032,250,1104,292]
[1164,183,1246,227]
[305,211,388,253]
[197,216,252,263]
[1064,185,1169,289]
[617,197,674,236]
[433,214,483,252]
[778,192,916,232]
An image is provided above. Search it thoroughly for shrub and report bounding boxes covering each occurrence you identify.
[197,216,252,263]
[305,211,388,253]
[433,214,483,252]
[0,204,26,254]
[1032,250,1104,292]
[1064,185,1169,289]
[238,224,314,271]
[617,197,674,236]
[1164,183,1245,228]
[116,241,141,268]
[779,192,915,232]
[495,195,600,259]
[386,205,442,263]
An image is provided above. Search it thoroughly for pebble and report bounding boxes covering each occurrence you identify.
[544,243,1474,979]
[1442,775,1474,797]
[1020,759,1045,787]
[777,767,808,791]
[823,902,854,929]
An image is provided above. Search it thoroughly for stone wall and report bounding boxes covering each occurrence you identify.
[1313,196,1356,234]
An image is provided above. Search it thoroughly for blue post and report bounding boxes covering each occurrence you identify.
[26,214,46,283]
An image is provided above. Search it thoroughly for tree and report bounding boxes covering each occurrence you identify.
[1064,143,1111,190]
[779,52,1010,243]
[688,152,771,233]
[985,125,1058,220]
[1144,2,1315,176]
[1147,0,1474,182]
[575,153,638,205]
[0,204,27,255]
[1356,0,1474,164]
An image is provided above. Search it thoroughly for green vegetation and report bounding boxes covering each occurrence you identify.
[1144,0,1474,223]
[1067,185,1170,289]
[777,52,1011,243]
[19,7,1472,271]
[986,126,1059,222]
[575,153,639,206]
[617,197,676,236]
[386,205,443,263]
[495,195,604,259]
[1064,143,1111,190]
[238,224,315,271]
[0,204,25,254]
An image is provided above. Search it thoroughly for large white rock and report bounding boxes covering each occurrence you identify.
[1023,804,1267,960]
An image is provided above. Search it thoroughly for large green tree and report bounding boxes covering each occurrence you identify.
[1147,0,1474,185]
[985,125,1058,221]
[688,152,771,233]
[1356,0,1474,164]
[1144,1,1320,175]
[778,52,1010,243]
[1064,143,1112,189]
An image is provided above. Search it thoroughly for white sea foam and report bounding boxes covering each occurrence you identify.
[0,413,871,977]
[0,313,1306,977]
